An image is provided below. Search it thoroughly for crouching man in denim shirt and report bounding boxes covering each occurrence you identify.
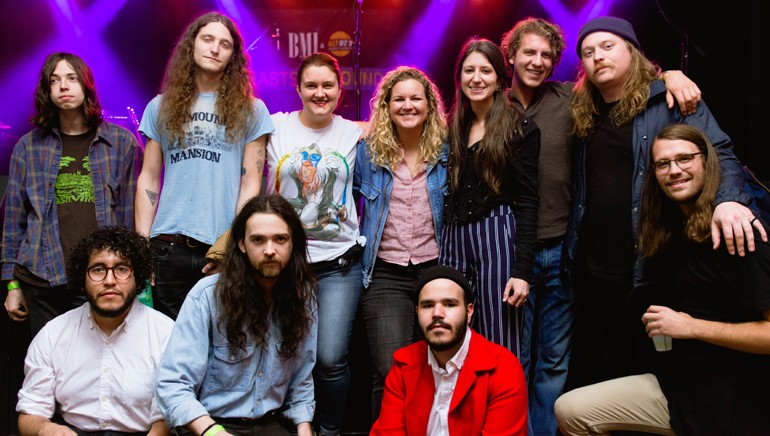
[156,195,318,436]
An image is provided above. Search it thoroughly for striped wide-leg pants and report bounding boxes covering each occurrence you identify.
[439,204,522,356]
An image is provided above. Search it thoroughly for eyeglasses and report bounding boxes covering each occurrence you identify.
[652,152,702,173]
[86,265,134,282]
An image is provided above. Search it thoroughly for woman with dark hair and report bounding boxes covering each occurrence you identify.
[265,52,364,436]
[354,66,448,421]
[441,37,540,356]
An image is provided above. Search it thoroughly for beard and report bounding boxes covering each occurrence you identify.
[86,288,137,318]
[424,319,466,352]
[254,259,284,279]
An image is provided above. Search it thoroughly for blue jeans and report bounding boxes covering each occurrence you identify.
[314,260,363,436]
[150,237,210,320]
[519,239,573,436]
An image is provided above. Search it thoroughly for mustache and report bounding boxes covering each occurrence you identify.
[428,320,452,330]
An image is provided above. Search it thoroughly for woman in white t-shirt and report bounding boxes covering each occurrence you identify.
[265,52,364,436]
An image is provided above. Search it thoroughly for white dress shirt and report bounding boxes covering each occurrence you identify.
[17,300,174,432]
[426,326,472,436]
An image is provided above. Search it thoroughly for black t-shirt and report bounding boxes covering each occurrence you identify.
[576,101,634,280]
[56,130,98,275]
[658,232,770,435]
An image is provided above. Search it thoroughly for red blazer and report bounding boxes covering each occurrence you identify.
[371,329,527,436]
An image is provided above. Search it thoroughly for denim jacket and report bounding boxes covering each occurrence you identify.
[565,80,750,289]
[155,274,317,428]
[353,139,449,288]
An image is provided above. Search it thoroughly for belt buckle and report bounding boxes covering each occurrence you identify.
[337,256,351,272]
[185,237,199,248]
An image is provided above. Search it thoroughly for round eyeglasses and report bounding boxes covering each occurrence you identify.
[653,152,702,173]
[86,265,134,282]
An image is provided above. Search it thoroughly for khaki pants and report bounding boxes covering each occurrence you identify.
[554,374,676,436]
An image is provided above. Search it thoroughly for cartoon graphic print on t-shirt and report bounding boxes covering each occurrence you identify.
[276,143,350,241]
[55,155,94,204]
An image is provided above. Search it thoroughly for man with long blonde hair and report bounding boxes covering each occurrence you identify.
[135,12,274,318]
[564,16,766,390]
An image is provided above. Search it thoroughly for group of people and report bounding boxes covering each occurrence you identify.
[3,8,769,436]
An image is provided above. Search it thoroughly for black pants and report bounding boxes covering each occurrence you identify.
[174,416,292,436]
[149,236,210,320]
[20,280,86,336]
[566,273,659,391]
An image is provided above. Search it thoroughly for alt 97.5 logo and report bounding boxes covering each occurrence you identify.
[327,31,353,57]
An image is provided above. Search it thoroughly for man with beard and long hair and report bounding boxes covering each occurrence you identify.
[16,226,174,435]
[372,265,527,435]
[136,11,274,319]
[156,195,317,436]
[556,125,770,435]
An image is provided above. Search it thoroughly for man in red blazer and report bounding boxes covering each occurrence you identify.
[371,265,528,435]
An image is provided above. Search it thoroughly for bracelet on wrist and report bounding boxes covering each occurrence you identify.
[203,424,225,436]
[7,281,20,291]
[200,422,217,435]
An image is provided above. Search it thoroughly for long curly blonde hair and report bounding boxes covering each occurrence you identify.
[571,42,661,139]
[365,67,447,168]
[158,12,256,146]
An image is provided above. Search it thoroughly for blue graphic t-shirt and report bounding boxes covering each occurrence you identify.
[139,93,274,244]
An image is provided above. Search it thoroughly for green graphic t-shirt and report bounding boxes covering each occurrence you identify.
[56,130,98,269]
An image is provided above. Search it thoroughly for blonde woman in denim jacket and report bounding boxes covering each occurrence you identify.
[353,67,448,423]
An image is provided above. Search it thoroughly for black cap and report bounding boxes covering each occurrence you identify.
[414,265,474,306]
[576,16,640,57]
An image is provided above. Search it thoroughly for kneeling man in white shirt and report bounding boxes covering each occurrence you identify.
[16,226,174,435]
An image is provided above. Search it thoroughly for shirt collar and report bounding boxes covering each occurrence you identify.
[427,325,472,374]
[86,298,142,335]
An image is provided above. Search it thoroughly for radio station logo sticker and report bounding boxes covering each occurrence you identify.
[328,31,354,57]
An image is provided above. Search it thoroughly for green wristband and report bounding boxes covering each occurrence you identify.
[7,281,20,291]
[203,424,225,436]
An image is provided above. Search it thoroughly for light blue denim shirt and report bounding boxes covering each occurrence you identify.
[353,139,449,288]
[155,274,317,429]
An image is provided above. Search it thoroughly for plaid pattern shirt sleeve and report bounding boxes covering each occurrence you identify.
[91,122,141,231]
[2,133,32,282]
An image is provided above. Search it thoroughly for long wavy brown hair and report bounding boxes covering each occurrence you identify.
[366,66,447,168]
[33,52,103,133]
[158,12,256,145]
[571,42,661,139]
[638,124,720,257]
[448,38,524,195]
[216,195,317,358]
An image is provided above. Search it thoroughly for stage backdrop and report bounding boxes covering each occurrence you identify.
[0,0,765,178]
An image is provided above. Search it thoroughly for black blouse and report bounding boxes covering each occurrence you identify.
[445,116,541,282]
